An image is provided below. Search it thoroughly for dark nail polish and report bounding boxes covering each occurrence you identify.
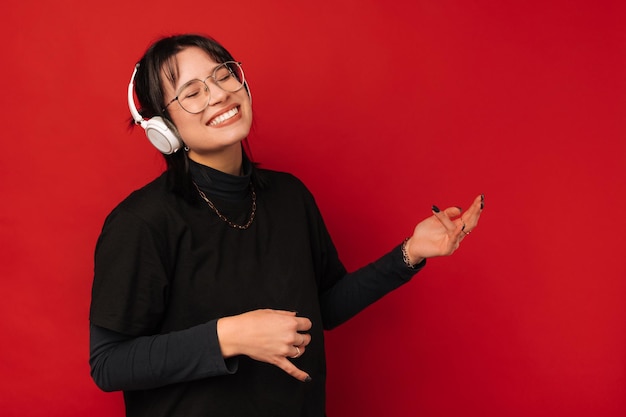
[432,205,440,213]
[481,194,485,201]
[304,376,312,383]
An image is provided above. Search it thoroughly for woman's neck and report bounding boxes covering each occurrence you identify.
[188,144,243,176]
[188,152,252,201]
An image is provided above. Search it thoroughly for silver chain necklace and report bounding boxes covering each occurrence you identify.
[192,181,256,229]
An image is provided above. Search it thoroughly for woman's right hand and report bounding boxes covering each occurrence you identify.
[216,309,313,382]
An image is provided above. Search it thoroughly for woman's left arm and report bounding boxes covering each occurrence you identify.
[318,194,484,329]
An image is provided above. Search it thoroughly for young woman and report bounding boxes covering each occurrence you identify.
[89,34,484,417]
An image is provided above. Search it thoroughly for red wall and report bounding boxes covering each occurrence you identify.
[1,0,624,416]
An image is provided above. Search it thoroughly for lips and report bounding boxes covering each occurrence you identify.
[208,106,240,127]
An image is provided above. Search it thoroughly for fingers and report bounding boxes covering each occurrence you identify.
[433,195,484,231]
[232,309,314,383]
[284,338,313,382]
[282,315,312,382]
[294,332,312,348]
[277,357,312,382]
[407,194,484,259]
[266,310,312,350]
[291,345,303,358]
[272,321,312,383]
[430,195,484,246]
[272,310,313,332]
[460,194,484,234]
[431,205,462,232]
[295,317,313,332]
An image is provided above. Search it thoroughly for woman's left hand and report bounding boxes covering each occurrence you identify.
[404,194,484,265]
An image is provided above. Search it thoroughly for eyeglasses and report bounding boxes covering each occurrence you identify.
[164,61,246,114]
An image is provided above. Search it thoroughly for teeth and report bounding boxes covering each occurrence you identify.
[210,107,239,126]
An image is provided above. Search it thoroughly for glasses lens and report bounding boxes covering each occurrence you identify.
[178,80,210,113]
[214,62,245,92]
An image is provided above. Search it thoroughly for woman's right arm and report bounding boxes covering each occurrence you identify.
[89,321,236,392]
[90,309,314,391]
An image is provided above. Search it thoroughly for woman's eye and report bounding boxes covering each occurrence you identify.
[184,89,201,99]
[214,67,234,82]
[215,70,231,82]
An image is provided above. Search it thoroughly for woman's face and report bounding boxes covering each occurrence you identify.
[162,47,252,163]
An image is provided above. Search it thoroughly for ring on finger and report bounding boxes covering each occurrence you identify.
[460,222,472,236]
[291,346,301,359]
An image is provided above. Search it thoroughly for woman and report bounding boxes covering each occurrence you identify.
[89,34,484,417]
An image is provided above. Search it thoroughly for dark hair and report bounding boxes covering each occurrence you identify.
[132,34,256,200]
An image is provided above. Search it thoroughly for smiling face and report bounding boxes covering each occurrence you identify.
[162,47,252,171]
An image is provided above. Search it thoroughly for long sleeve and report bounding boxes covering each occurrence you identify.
[319,243,426,330]
[89,321,237,392]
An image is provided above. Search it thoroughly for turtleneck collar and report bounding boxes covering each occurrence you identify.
[188,157,252,201]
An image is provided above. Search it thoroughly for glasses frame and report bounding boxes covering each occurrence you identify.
[163,61,245,114]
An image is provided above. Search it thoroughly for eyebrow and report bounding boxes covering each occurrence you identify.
[174,62,226,91]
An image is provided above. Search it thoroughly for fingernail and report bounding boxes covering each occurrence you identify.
[304,376,312,383]
[456,206,463,212]
[432,205,440,213]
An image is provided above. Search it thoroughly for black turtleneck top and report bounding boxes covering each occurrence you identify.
[89,160,425,417]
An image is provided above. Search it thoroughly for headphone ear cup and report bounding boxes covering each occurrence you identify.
[144,116,182,155]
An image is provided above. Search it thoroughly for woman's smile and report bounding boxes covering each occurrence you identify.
[208,105,241,127]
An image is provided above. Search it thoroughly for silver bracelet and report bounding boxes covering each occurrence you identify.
[401,237,418,269]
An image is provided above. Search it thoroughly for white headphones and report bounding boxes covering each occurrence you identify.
[127,64,182,154]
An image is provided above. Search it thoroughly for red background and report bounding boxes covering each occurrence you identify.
[1,0,624,416]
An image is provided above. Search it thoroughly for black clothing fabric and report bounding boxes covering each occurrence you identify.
[90,164,424,417]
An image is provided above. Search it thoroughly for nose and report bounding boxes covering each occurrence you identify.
[207,79,228,105]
